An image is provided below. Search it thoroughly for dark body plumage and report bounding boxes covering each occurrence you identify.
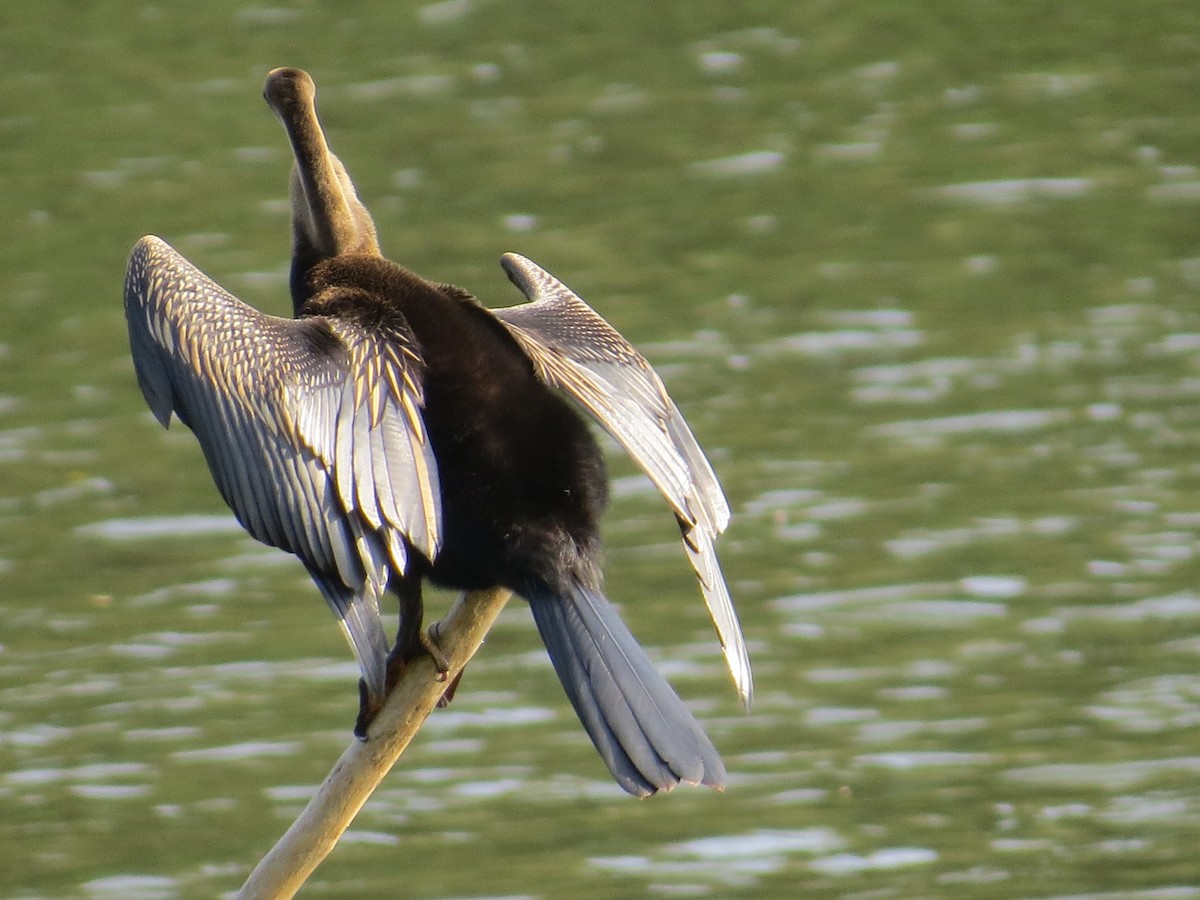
[304,254,606,595]
[302,255,723,794]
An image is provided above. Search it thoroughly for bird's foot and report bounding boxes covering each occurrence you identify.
[386,621,449,680]
[355,616,463,737]
[425,619,464,708]
[424,619,451,679]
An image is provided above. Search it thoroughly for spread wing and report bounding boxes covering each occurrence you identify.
[491,253,752,707]
[123,235,441,702]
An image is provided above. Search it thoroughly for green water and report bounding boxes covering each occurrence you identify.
[6,1,1200,897]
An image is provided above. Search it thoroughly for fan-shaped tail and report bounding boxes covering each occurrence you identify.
[527,581,726,797]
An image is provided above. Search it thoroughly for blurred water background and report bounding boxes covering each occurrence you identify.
[5,2,1200,897]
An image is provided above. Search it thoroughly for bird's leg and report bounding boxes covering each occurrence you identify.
[354,578,468,730]
[400,587,471,709]
[390,578,453,684]
[354,578,446,737]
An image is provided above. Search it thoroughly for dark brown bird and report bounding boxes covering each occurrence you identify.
[123,67,750,796]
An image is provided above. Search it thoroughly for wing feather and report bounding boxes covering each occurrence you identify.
[123,235,442,702]
[492,253,751,707]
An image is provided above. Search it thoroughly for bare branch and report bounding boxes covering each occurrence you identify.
[237,587,514,900]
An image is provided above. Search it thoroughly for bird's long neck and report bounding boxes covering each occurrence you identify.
[287,133,376,255]
[264,68,381,312]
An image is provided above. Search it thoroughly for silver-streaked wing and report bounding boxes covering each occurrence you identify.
[492,252,752,708]
[123,235,441,702]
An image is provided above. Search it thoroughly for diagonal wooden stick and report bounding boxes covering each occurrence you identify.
[237,587,513,900]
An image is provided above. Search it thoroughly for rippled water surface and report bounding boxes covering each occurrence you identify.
[5,2,1200,897]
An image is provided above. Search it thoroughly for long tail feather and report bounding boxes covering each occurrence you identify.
[527,581,726,797]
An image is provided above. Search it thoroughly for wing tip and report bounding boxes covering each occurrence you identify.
[682,525,754,711]
[128,234,171,265]
[719,620,754,712]
[126,235,188,294]
[731,654,754,712]
[498,251,538,298]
